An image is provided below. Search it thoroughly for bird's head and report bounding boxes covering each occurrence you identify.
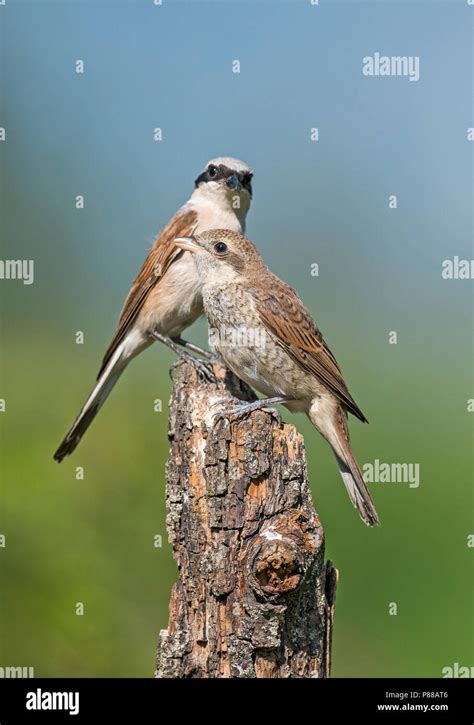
[173,229,263,285]
[193,157,253,220]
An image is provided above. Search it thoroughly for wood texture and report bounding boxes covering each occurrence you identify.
[156,360,338,678]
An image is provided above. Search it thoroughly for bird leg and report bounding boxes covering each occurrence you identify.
[213,396,294,423]
[151,331,217,383]
[170,336,218,361]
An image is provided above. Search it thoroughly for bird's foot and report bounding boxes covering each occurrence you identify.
[171,336,219,362]
[152,331,218,383]
[212,396,291,424]
[170,355,217,384]
[211,396,240,407]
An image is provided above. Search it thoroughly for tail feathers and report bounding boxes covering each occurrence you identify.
[336,454,380,527]
[54,350,126,463]
[309,401,380,526]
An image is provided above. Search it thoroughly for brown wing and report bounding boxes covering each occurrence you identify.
[98,207,198,378]
[255,277,368,422]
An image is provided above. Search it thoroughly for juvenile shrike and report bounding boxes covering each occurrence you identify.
[174,229,379,527]
[54,157,253,462]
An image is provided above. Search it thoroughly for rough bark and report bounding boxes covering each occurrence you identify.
[156,360,338,679]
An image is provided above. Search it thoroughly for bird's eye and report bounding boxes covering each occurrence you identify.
[214,242,228,254]
[208,165,218,178]
[242,173,253,190]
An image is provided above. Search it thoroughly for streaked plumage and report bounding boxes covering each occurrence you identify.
[174,229,379,526]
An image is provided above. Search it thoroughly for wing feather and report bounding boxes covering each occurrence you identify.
[255,278,367,422]
[98,207,198,378]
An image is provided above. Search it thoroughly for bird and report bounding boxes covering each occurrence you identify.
[54,157,253,462]
[173,229,379,526]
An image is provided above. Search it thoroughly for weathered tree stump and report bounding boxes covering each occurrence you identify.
[156,360,338,679]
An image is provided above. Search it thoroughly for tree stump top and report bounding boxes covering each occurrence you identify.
[156,361,337,679]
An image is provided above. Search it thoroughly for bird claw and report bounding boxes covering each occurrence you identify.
[213,400,282,424]
[259,406,282,422]
[170,336,222,363]
[190,358,218,384]
[211,396,239,408]
[170,357,218,384]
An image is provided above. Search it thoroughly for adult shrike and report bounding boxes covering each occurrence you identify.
[54,157,253,462]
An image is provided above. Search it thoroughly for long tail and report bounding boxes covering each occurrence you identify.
[308,402,380,526]
[54,345,127,462]
[335,452,379,526]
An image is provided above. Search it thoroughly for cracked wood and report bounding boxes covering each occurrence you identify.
[156,360,338,678]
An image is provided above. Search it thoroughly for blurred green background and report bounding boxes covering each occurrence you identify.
[1,0,472,677]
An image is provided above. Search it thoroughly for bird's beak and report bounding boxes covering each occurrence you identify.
[226,174,241,191]
[173,236,203,254]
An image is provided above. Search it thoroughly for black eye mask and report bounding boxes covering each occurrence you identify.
[194,165,252,195]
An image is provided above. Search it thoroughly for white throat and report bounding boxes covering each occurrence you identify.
[188,183,250,234]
